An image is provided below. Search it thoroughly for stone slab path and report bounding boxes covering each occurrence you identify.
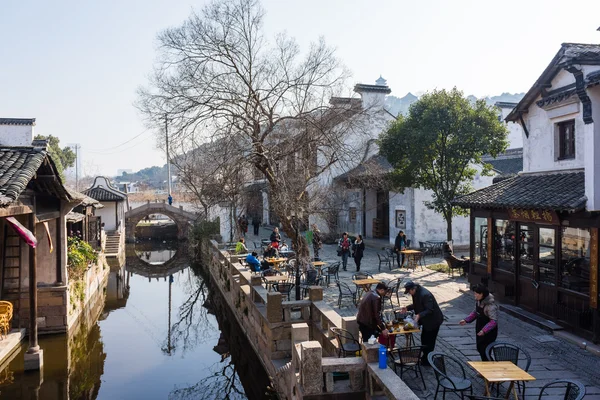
[250,227,600,399]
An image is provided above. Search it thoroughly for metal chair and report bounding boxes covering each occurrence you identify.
[321,262,340,285]
[385,247,397,268]
[352,272,373,280]
[486,341,531,397]
[330,327,361,358]
[428,352,473,400]
[300,270,321,298]
[466,396,506,400]
[273,282,295,300]
[336,280,357,308]
[381,278,402,309]
[537,379,585,400]
[377,252,392,271]
[389,346,426,390]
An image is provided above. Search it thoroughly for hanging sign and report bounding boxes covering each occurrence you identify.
[508,208,560,225]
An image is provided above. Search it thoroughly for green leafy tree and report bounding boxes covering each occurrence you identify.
[379,88,508,240]
[34,135,76,178]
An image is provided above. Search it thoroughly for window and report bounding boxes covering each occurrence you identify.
[474,217,488,264]
[560,227,590,294]
[349,207,357,223]
[518,225,534,279]
[494,219,515,273]
[538,227,556,285]
[558,120,575,160]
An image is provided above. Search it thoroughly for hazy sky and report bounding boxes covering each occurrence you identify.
[2,0,599,176]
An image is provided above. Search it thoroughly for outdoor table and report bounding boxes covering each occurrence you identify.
[385,323,420,349]
[468,361,535,400]
[352,278,381,300]
[265,257,287,269]
[311,261,327,274]
[263,275,290,291]
[400,249,423,269]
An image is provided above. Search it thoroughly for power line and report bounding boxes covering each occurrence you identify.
[86,134,154,155]
[86,129,152,152]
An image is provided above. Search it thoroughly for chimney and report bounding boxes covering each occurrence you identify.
[353,76,391,110]
[0,118,36,146]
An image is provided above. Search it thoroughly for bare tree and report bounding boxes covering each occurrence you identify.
[138,0,377,265]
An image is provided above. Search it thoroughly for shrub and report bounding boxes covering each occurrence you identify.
[67,236,98,280]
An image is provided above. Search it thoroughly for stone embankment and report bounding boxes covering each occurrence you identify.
[201,239,419,399]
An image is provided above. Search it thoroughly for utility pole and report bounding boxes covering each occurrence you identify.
[165,114,172,197]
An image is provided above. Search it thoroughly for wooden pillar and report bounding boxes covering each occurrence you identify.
[56,217,62,284]
[24,213,43,371]
[28,213,39,352]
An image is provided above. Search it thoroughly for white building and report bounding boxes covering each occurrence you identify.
[83,176,127,232]
[454,43,600,339]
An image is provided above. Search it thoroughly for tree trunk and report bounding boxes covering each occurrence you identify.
[445,211,453,242]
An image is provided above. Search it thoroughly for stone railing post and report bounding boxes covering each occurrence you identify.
[267,292,283,323]
[342,316,359,343]
[361,342,379,363]
[291,323,309,367]
[301,341,323,395]
[308,286,323,302]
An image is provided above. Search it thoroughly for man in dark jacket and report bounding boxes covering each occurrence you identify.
[356,283,390,342]
[401,280,444,366]
[394,231,408,267]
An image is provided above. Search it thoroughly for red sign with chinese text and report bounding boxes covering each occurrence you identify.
[508,208,560,225]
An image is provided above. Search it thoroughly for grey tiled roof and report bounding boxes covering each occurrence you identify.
[83,186,127,202]
[0,146,72,206]
[0,118,36,125]
[354,83,391,94]
[485,157,523,175]
[453,171,586,212]
[0,147,46,205]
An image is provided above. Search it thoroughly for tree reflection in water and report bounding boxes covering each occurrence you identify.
[168,359,245,400]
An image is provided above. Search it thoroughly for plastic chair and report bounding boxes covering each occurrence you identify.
[336,280,357,308]
[537,379,585,400]
[377,252,392,271]
[389,346,426,390]
[486,341,531,397]
[330,327,361,358]
[428,352,473,400]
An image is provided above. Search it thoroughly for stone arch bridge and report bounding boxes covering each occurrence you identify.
[125,201,198,242]
[126,250,189,279]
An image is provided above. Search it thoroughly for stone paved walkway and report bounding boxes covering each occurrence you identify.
[250,227,600,399]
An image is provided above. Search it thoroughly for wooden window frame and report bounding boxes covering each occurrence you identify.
[557,119,576,160]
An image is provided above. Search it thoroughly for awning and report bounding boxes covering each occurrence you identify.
[452,171,586,212]
[66,211,85,223]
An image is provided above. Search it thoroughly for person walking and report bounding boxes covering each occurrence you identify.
[459,284,499,361]
[401,280,444,366]
[394,230,408,268]
[338,232,352,271]
[356,283,389,342]
[312,224,323,260]
[252,216,261,236]
[353,234,365,272]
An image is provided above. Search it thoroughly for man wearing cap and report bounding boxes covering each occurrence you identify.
[356,283,389,342]
[401,280,444,366]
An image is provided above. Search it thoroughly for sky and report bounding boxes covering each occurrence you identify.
[1,0,600,177]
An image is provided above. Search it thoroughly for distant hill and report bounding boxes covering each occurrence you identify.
[385,92,525,117]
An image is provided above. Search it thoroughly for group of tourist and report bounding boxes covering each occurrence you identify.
[237,220,499,365]
[357,279,499,365]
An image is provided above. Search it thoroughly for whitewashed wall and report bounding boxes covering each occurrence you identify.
[0,123,33,146]
[97,203,118,231]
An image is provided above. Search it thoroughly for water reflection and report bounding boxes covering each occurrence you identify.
[0,241,269,400]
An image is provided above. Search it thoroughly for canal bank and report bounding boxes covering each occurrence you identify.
[0,241,272,399]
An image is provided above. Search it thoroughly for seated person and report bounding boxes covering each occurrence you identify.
[235,238,248,254]
[443,242,469,276]
[246,252,271,272]
[263,244,278,259]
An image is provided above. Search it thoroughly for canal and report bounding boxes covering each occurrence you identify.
[0,242,273,400]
